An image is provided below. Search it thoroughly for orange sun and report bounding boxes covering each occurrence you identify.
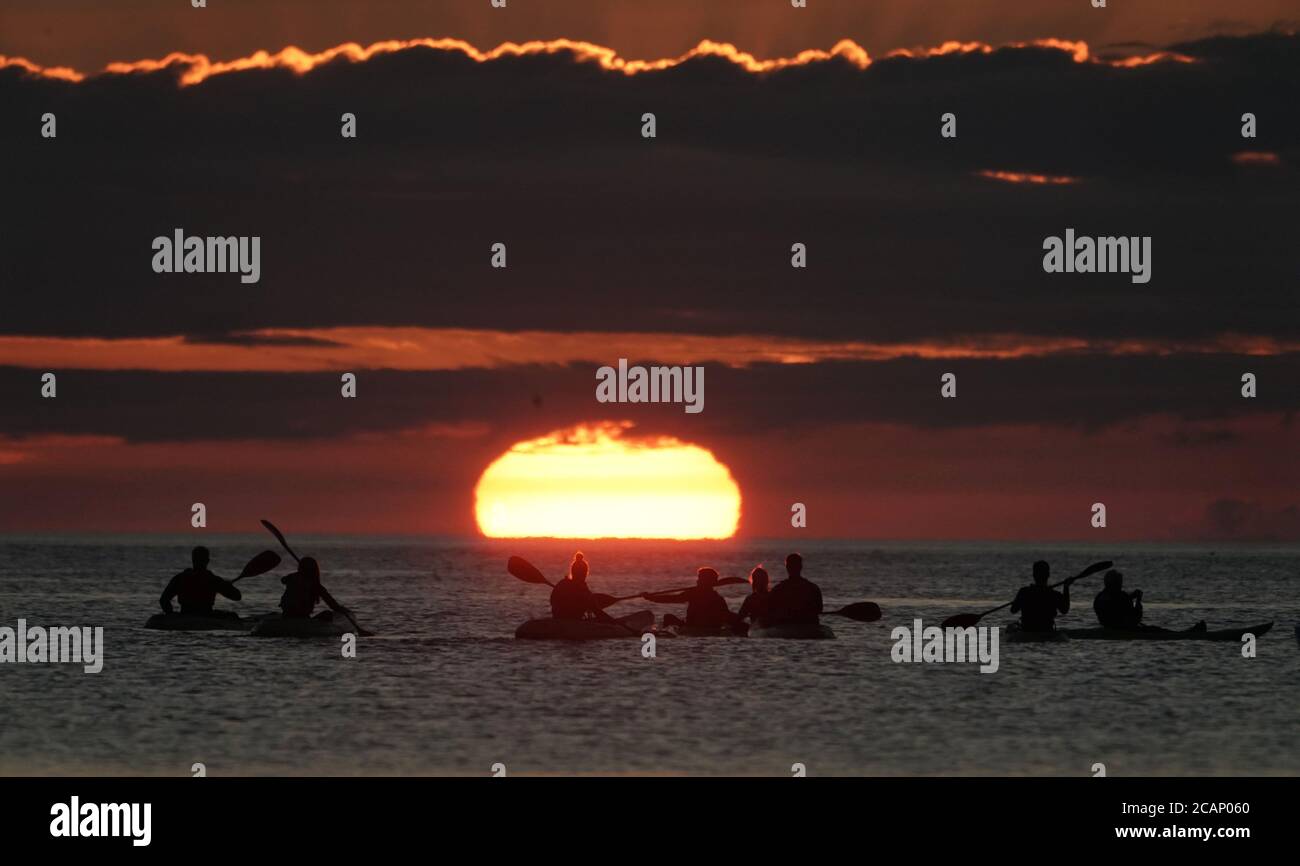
[474,422,741,539]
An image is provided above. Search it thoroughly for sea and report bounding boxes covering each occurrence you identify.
[1,535,1296,777]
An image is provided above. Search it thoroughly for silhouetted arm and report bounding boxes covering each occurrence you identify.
[642,590,691,604]
[575,589,618,622]
[1010,588,1025,614]
[317,584,345,613]
[211,573,242,601]
[159,573,182,613]
[813,585,824,615]
[1057,585,1070,614]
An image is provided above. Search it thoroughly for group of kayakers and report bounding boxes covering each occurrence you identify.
[163,546,1200,635]
[552,551,822,632]
[553,554,1202,635]
[159,545,351,621]
[1009,559,1204,633]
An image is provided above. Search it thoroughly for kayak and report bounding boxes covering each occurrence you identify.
[144,612,252,632]
[250,615,351,638]
[1061,621,1273,641]
[748,623,836,640]
[515,611,655,640]
[1005,625,1068,643]
[666,623,746,638]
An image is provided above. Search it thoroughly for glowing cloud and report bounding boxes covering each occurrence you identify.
[474,422,741,539]
[976,170,1082,185]
[1231,151,1281,166]
[5,36,1199,88]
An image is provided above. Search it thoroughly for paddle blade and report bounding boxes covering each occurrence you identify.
[592,593,619,609]
[237,550,282,579]
[507,556,553,587]
[1076,560,1114,579]
[831,602,882,622]
[716,577,750,588]
[941,613,983,629]
[260,519,300,563]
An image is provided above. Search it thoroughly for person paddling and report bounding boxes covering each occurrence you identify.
[759,553,823,627]
[1093,570,1143,628]
[549,552,616,622]
[1010,560,1072,632]
[644,567,738,630]
[738,565,771,625]
[1093,570,1205,632]
[279,556,351,621]
[159,546,242,618]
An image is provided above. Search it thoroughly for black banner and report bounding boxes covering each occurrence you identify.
[1,777,1278,852]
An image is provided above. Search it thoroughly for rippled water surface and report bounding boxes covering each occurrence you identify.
[1,536,1297,776]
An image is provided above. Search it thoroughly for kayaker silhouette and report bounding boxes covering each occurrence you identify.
[159,546,242,618]
[760,553,824,627]
[646,567,738,630]
[549,552,616,622]
[1093,570,1143,628]
[279,556,350,621]
[1010,560,1072,632]
[737,565,770,625]
[1093,570,1206,632]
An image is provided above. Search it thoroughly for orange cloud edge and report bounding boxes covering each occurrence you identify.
[0,36,1197,87]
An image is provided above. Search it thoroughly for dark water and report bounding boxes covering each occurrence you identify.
[1,535,1296,776]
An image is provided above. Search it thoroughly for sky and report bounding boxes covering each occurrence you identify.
[0,2,1297,540]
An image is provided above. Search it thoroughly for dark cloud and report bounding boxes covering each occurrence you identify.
[2,352,1296,443]
[1158,427,1241,448]
[1203,497,1300,541]
[181,332,347,348]
[2,33,1297,344]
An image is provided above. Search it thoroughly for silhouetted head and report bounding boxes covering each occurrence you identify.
[749,566,770,593]
[1104,569,1123,589]
[1032,560,1050,585]
[569,552,589,583]
[785,553,803,578]
[697,567,719,589]
[192,546,210,569]
[300,557,321,582]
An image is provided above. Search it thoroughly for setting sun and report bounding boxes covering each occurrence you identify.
[474,422,741,539]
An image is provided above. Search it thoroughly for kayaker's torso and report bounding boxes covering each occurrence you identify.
[683,587,733,627]
[166,567,236,615]
[1093,587,1142,629]
[761,576,823,627]
[1012,584,1068,631]
[550,578,598,620]
[280,572,326,618]
[738,591,769,623]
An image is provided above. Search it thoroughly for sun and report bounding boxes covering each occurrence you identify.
[474,422,741,539]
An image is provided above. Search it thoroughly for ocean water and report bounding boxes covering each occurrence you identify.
[0,535,1296,777]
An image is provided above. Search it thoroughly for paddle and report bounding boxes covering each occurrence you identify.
[506,556,645,636]
[822,602,882,622]
[231,550,282,583]
[260,519,372,637]
[940,560,1113,629]
[507,555,553,587]
[610,577,751,604]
